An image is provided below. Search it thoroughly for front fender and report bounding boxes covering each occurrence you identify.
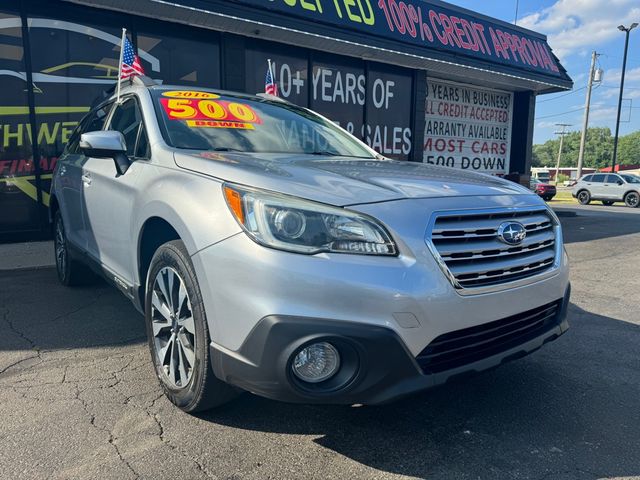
[130,165,242,286]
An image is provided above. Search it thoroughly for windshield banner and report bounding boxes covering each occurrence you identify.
[160,96,263,125]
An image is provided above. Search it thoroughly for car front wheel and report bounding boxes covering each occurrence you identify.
[624,191,639,208]
[577,190,591,205]
[145,240,237,412]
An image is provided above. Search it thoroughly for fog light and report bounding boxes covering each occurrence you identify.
[292,342,340,383]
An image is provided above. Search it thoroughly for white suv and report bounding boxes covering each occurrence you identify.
[572,173,640,207]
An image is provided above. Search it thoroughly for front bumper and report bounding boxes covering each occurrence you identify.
[210,285,570,404]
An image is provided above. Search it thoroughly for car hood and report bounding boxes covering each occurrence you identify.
[174,151,531,206]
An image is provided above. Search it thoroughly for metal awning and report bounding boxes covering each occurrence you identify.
[65,0,573,93]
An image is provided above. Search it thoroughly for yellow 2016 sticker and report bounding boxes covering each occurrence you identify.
[186,120,255,129]
[163,90,219,99]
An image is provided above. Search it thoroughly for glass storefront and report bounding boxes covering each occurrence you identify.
[0,0,546,239]
[0,11,39,235]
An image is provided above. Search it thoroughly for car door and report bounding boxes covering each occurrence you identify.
[588,174,607,199]
[56,116,89,250]
[604,174,625,200]
[82,96,150,285]
[56,106,112,250]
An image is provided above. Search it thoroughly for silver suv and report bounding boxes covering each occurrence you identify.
[50,77,570,412]
[572,173,640,207]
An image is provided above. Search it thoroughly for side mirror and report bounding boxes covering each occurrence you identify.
[617,180,624,185]
[80,131,130,175]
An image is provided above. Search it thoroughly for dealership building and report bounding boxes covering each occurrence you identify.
[0,0,571,240]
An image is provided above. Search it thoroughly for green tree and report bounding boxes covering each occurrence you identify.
[617,131,640,165]
[530,127,639,170]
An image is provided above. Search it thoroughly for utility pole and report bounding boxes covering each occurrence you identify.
[554,124,571,185]
[576,51,600,179]
[611,23,638,173]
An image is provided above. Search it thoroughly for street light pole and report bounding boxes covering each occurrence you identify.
[611,23,638,174]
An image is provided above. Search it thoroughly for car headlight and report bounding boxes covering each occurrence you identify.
[223,183,397,255]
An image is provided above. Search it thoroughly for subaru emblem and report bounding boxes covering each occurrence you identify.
[497,221,527,245]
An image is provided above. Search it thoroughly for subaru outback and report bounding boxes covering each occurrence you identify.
[50,76,570,412]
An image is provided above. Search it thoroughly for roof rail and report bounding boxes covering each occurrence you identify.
[91,75,160,109]
[255,93,289,103]
[129,75,159,87]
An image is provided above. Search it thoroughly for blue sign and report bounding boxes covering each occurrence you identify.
[229,0,563,77]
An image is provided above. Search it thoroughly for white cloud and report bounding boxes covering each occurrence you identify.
[536,121,560,129]
[589,106,619,121]
[602,67,640,85]
[518,0,640,60]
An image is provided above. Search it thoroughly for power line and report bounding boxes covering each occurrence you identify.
[535,107,585,120]
[535,103,638,120]
[537,86,587,103]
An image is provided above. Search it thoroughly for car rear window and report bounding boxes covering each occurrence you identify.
[621,174,640,184]
[152,89,374,158]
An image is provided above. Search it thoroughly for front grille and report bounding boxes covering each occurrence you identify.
[428,208,557,289]
[416,300,561,374]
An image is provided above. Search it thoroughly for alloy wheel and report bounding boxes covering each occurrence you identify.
[626,193,639,207]
[151,267,197,389]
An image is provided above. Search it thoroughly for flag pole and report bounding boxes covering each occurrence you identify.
[116,28,126,103]
[267,58,274,89]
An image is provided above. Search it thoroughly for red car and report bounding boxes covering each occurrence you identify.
[533,183,556,201]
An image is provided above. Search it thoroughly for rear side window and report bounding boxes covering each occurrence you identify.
[107,97,149,159]
[606,175,621,183]
[591,174,606,183]
[582,175,593,182]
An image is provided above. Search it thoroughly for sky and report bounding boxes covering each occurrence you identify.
[448,0,640,145]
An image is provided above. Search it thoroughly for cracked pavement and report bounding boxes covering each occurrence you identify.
[1,205,639,480]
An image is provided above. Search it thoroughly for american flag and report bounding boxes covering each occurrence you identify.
[265,64,278,96]
[121,36,144,79]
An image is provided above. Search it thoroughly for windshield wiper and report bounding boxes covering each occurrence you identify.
[308,150,341,156]
[211,147,243,152]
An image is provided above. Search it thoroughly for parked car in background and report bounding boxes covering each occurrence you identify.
[529,169,550,189]
[533,182,556,201]
[572,173,640,207]
[50,77,571,412]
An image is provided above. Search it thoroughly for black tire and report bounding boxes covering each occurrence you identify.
[145,240,237,412]
[577,190,591,205]
[602,200,614,206]
[543,196,553,201]
[624,191,640,208]
[53,211,95,286]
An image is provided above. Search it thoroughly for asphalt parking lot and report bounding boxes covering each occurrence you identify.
[1,205,639,480]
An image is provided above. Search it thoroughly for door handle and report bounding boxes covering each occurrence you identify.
[82,173,92,186]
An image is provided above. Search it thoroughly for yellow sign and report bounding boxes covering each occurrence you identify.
[163,90,219,99]
[186,120,255,129]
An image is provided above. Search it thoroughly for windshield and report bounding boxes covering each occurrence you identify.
[152,89,375,158]
[621,174,640,184]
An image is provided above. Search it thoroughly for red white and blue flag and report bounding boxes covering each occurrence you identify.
[265,61,278,96]
[120,36,144,79]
